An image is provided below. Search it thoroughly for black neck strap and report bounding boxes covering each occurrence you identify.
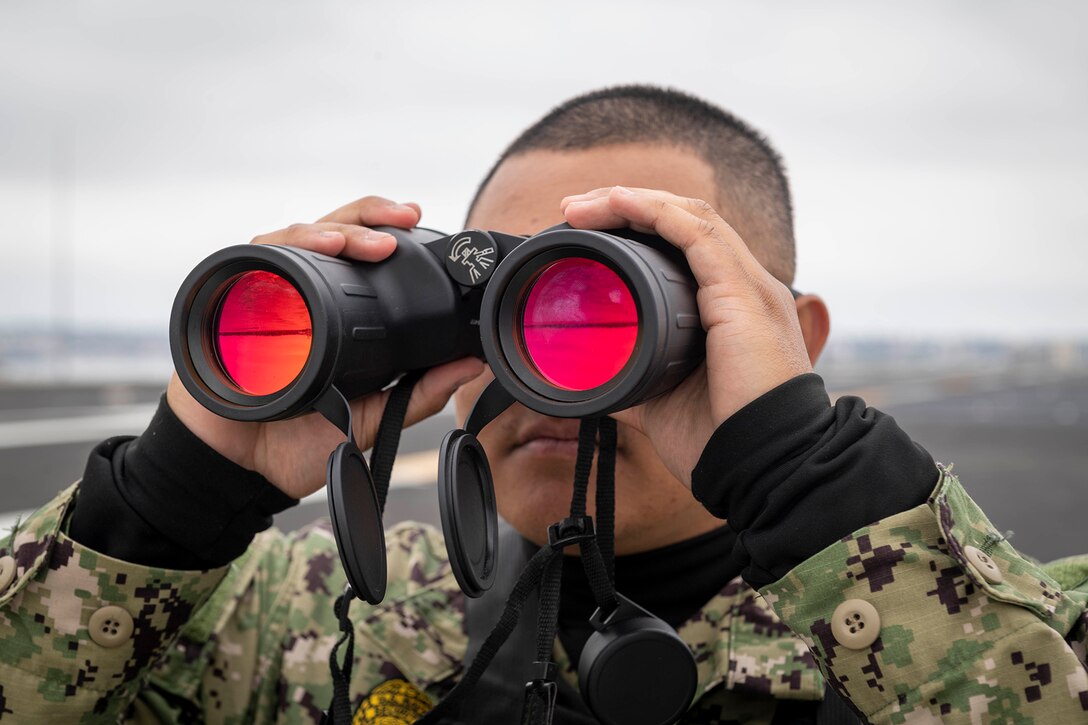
[328,409,620,725]
[325,372,422,725]
[369,371,423,513]
[422,416,620,725]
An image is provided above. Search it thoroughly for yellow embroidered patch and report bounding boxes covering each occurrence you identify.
[353,679,433,724]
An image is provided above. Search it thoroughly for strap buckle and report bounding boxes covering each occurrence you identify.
[547,515,595,551]
[521,661,558,725]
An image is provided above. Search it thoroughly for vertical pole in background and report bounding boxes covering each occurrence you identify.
[50,120,74,381]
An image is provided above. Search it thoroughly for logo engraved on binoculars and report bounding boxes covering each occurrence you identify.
[446,232,497,286]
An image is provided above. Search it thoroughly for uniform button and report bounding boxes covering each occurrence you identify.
[964,545,1004,584]
[89,605,134,648]
[0,555,15,592]
[831,599,881,650]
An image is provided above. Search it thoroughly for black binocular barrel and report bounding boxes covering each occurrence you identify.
[170,226,483,421]
[480,227,705,418]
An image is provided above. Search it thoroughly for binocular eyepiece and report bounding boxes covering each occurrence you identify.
[170,223,705,422]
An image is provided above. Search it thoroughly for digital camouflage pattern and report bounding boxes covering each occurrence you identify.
[763,467,1088,723]
[1,469,1086,723]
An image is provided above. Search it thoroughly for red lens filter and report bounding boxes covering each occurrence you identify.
[520,258,638,391]
[214,270,313,395]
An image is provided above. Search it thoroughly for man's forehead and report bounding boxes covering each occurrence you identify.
[467,142,720,234]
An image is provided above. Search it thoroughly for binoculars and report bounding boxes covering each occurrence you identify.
[170,221,708,597]
[170,223,705,424]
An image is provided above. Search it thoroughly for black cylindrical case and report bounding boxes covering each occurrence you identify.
[479,227,706,418]
[170,226,482,421]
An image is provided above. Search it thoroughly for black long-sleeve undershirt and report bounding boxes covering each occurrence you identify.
[68,397,296,570]
[68,374,937,599]
[690,373,938,589]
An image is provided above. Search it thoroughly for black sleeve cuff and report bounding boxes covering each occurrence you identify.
[691,373,938,589]
[68,395,297,569]
[691,374,832,520]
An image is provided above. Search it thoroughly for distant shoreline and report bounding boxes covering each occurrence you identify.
[2,329,1086,385]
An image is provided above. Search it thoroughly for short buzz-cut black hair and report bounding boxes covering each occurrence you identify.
[467,84,796,283]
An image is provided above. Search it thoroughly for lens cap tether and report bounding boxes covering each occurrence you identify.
[317,372,423,606]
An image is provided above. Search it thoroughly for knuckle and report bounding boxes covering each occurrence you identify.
[650,198,671,220]
[358,195,391,210]
[694,199,729,230]
[695,217,721,241]
[757,286,784,318]
[774,280,796,306]
[750,275,792,318]
[689,198,715,216]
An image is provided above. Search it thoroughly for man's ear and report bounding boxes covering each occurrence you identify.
[795,294,830,364]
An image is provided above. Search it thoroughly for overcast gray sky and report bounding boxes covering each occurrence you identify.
[1,0,1085,339]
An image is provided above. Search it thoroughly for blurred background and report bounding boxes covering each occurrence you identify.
[1,1,1085,561]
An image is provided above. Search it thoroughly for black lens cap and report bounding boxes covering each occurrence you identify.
[327,441,387,604]
[578,595,698,725]
[437,429,498,597]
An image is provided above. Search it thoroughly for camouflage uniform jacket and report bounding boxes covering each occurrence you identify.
[2,468,1087,724]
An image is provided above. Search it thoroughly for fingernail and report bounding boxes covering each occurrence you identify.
[393,203,416,213]
[365,230,395,243]
[319,231,343,238]
[613,186,634,196]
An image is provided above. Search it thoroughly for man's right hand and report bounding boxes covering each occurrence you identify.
[166,196,484,500]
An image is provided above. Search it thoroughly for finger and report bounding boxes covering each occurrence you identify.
[250,222,398,262]
[560,185,684,212]
[609,187,753,254]
[317,195,422,229]
[559,187,613,212]
[402,357,486,428]
[565,186,769,293]
[250,223,348,255]
[565,186,750,244]
[563,197,631,230]
[603,187,762,289]
[563,186,679,233]
[319,223,398,262]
